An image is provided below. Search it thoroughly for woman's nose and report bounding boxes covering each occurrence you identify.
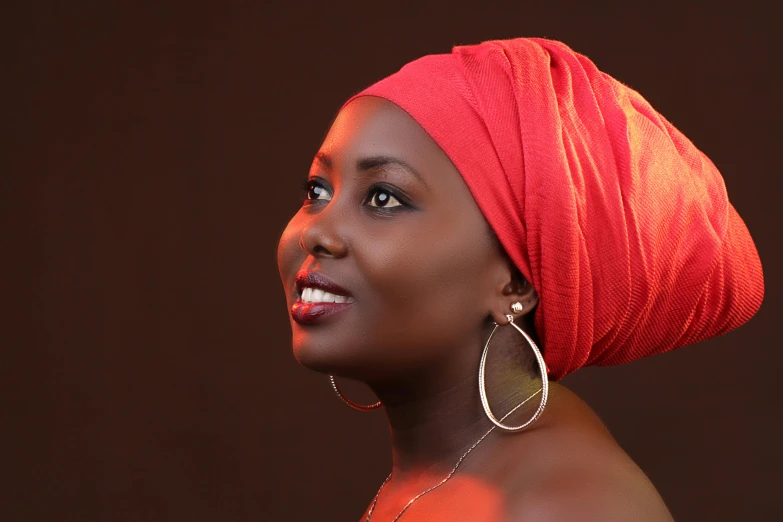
[299,204,348,259]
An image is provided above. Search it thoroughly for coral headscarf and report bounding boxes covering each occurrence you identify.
[342,37,764,380]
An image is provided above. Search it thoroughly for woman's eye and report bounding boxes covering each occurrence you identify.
[302,180,405,210]
[367,187,402,208]
[302,180,331,202]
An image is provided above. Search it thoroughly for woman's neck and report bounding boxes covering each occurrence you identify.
[366,328,543,484]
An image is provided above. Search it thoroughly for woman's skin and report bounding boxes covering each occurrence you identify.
[277,96,674,521]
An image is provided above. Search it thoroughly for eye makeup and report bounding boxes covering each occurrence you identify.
[300,178,417,212]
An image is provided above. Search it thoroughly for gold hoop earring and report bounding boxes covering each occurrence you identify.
[478,314,549,431]
[329,375,382,411]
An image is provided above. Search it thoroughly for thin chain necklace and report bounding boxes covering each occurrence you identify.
[364,388,543,522]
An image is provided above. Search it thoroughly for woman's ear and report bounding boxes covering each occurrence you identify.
[488,265,538,326]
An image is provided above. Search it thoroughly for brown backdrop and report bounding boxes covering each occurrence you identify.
[4,1,781,521]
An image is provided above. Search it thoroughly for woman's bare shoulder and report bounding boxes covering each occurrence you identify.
[503,383,675,521]
[505,465,675,521]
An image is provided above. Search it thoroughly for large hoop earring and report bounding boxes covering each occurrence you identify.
[329,375,383,411]
[478,314,549,431]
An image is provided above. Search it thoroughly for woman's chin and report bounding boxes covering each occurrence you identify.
[292,342,363,376]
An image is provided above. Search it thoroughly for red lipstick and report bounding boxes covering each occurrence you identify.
[291,271,354,325]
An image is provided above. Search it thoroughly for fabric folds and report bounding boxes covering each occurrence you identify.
[341,38,764,380]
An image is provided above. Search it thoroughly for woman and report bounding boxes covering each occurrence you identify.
[277,38,764,521]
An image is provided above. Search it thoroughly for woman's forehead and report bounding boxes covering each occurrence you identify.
[317,96,451,176]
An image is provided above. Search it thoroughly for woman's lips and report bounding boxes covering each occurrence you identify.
[291,298,353,324]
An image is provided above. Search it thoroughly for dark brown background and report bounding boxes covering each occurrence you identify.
[4,1,781,521]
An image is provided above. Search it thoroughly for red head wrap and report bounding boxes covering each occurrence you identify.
[341,38,764,380]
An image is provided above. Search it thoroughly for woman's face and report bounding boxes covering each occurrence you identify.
[277,96,516,383]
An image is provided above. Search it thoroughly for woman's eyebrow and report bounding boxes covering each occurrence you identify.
[314,152,429,188]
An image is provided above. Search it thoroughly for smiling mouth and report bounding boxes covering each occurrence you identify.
[291,292,354,325]
[291,271,355,324]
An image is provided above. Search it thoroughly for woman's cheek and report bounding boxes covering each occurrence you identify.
[366,234,441,308]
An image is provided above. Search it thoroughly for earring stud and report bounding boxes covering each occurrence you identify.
[511,302,524,313]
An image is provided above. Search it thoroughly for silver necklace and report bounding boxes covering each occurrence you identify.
[364,388,543,522]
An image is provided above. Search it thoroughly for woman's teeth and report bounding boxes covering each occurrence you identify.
[300,287,354,304]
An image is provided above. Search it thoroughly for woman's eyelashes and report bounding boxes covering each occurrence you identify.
[301,178,410,211]
[366,186,403,208]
